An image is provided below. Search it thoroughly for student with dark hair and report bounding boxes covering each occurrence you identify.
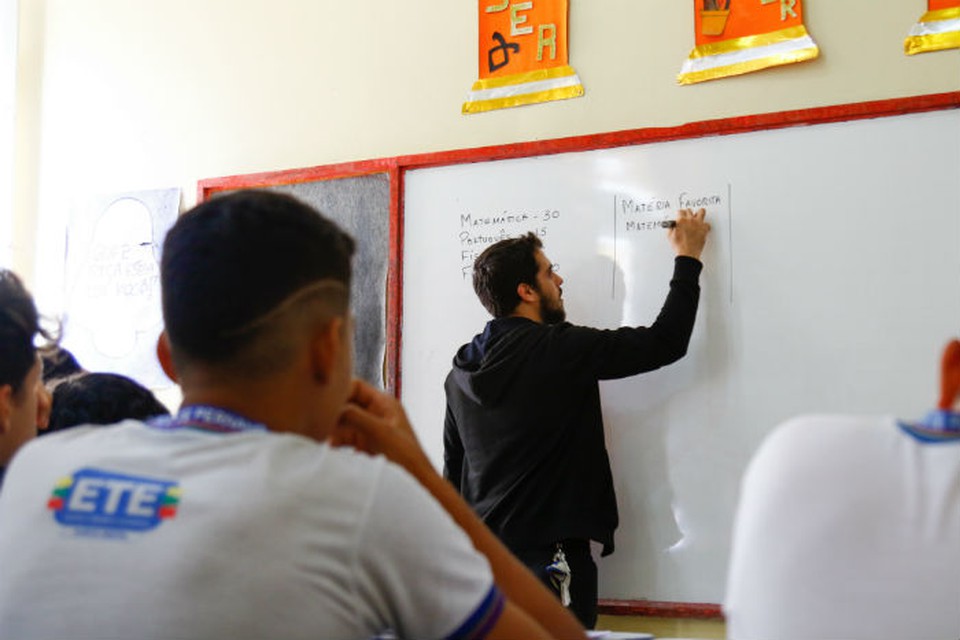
[0,270,53,488]
[46,372,169,433]
[0,190,586,639]
[39,345,83,384]
[444,209,710,627]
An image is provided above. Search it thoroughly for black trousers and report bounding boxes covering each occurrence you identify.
[513,539,598,629]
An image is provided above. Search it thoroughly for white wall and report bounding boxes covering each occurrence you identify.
[0,0,17,266]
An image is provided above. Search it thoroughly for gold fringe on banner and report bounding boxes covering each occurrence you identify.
[905,7,960,54]
[462,66,584,114]
[678,25,819,85]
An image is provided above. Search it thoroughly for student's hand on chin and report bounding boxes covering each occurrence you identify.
[331,380,433,477]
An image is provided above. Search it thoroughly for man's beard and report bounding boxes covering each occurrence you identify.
[540,296,566,325]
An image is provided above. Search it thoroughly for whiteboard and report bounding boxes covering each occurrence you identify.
[400,108,960,604]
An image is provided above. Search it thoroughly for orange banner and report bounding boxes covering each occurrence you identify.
[905,0,960,54]
[931,0,960,10]
[463,0,583,114]
[679,0,819,85]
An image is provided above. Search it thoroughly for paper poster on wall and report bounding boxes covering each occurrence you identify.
[462,0,584,114]
[678,0,819,85]
[61,188,180,389]
[905,0,960,54]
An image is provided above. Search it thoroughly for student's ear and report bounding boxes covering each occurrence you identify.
[309,317,345,386]
[156,332,179,383]
[0,385,13,435]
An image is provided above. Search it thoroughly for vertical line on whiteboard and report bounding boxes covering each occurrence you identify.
[613,194,618,299]
[727,183,733,305]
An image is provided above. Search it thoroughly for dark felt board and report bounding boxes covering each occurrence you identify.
[219,174,390,388]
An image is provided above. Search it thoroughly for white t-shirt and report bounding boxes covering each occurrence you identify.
[724,414,960,640]
[0,420,502,640]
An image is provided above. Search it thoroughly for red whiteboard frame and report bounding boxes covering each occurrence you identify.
[198,90,960,619]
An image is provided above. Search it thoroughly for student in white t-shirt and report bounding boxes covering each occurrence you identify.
[724,339,960,640]
[0,190,587,640]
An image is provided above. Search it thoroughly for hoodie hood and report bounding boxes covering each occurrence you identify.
[450,316,542,405]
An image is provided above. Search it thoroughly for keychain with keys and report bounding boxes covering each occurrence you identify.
[545,543,572,607]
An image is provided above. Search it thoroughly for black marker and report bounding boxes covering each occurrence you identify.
[661,220,677,229]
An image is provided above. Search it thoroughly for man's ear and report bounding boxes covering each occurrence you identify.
[0,385,13,435]
[156,331,179,383]
[516,281,539,303]
[309,317,345,386]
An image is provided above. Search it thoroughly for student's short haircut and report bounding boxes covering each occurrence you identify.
[0,270,52,393]
[161,190,355,367]
[47,372,170,433]
[472,232,543,318]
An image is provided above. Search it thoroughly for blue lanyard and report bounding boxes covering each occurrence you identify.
[148,405,268,435]
[897,409,960,443]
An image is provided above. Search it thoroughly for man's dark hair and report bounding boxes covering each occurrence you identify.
[472,233,543,318]
[46,372,170,433]
[0,270,53,393]
[161,190,355,370]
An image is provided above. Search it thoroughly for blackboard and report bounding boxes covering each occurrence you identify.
[199,168,397,390]
[399,99,960,608]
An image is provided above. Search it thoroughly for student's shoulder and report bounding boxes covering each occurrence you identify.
[14,422,121,459]
[2,424,133,495]
[748,414,892,479]
[253,433,392,481]
[765,414,890,448]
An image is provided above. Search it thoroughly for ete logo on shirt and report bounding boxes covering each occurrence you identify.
[47,468,181,535]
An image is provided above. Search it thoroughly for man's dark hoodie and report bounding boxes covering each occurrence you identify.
[443,256,703,556]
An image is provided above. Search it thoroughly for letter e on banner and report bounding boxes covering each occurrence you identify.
[463,0,584,114]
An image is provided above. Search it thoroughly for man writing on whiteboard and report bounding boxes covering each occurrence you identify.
[443,207,710,627]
